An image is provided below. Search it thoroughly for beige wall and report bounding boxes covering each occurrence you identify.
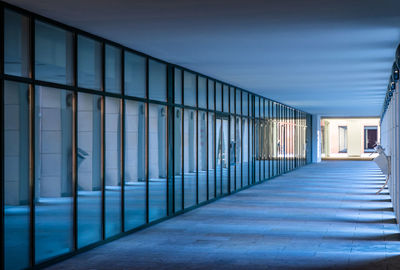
[321,118,380,157]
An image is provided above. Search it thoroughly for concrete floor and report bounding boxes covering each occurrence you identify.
[47,161,400,270]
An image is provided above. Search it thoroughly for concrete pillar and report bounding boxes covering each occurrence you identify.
[312,114,321,163]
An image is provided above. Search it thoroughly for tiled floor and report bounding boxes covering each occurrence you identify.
[47,161,400,270]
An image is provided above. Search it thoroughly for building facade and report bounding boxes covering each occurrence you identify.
[321,118,380,159]
[0,2,312,269]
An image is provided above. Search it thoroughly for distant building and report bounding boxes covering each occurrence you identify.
[321,118,380,159]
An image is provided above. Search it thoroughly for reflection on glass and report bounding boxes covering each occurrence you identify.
[105,45,122,94]
[4,9,30,77]
[78,35,102,90]
[215,83,222,111]
[235,117,242,189]
[184,109,197,208]
[230,116,235,192]
[198,111,207,202]
[222,118,229,194]
[174,69,182,104]
[198,76,207,108]
[77,93,102,248]
[249,119,253,184]
[149,104,167,221]
[223,85,229,112]
[242,118,249,186]
[208,113,215,199]
[174,108,183,211]
[35,21,73,85]
[184,71,196,107]
[125,52,146,98]
[124,100,146,230]
[105,97,121,238]
[255,120,260,182]
[236,89,241,115]
[208,80,214,110]
[35,86,73,262]
[4,81,30,270]
[230,87,235,113]
[149,60,166,102]
[243,92,248,116]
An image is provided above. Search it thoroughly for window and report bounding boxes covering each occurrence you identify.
[149,60,166,102]
[4,9,30,77]
[338,126,348,153]
[4,81,30,270]
[105,97,122,238]
[364,126,378,152]
[174,69,182,104]
[184,71,196,107]
[149,104,167,221]
[124,100,146,229]
[77,93,102,248]
[105,45,122,94]
[198,76,207,108]
[35,21,73,85]
[124,52,146,98]
[35,86,73,262]
[78,35,102,90]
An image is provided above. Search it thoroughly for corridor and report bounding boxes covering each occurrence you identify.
[46,161,400,270]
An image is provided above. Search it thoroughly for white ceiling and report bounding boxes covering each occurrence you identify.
[6,0,400,116]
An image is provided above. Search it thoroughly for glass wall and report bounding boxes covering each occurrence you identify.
[77,93,102,248]
[1,5,311,269]
[34,86,74,263]
[4,81,30,270]
[104,97,121,238]
[148,104,167,221]
[124,100,146,230]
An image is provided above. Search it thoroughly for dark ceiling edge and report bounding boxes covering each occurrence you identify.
[1,0,312,115]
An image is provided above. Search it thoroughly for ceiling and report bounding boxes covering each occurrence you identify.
[6,0,400,116]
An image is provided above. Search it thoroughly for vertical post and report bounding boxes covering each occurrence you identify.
[72,31,78,251]
[101,42,106,240]
[0,5,4,269]
[145,57,149,223]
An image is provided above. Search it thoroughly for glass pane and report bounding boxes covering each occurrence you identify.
[222,118,229,194]
[235,117,242,189]
[208,80,214,110]
[105,97,121,238]
[255,97,260,117]
[124,100,146,230]
[230,87,235,114]
[208,113,215,198]
[230,116,235,192]
[184,109,197,208]
[236,90,241,115]
[35,21,73,85]
[105,45,122,94]
[243,92,248,116]
[215,83,222,111]
[124,52,146,98]
[149,60,166,102]
[174,108,183,212]
[255,120,260,182]
[4,81,30,270]
[249,119,253,183]
[223,85,229,112]
[242,118,249,186]
[4,9,30,77]
[149,104,167,221]
[35,86,73,262]
[198,76,207,108]
[184,71,196,107]
[174,69,182,104]
[77,93,102,248]
[198,111,207,203]
[78,35,102,90]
